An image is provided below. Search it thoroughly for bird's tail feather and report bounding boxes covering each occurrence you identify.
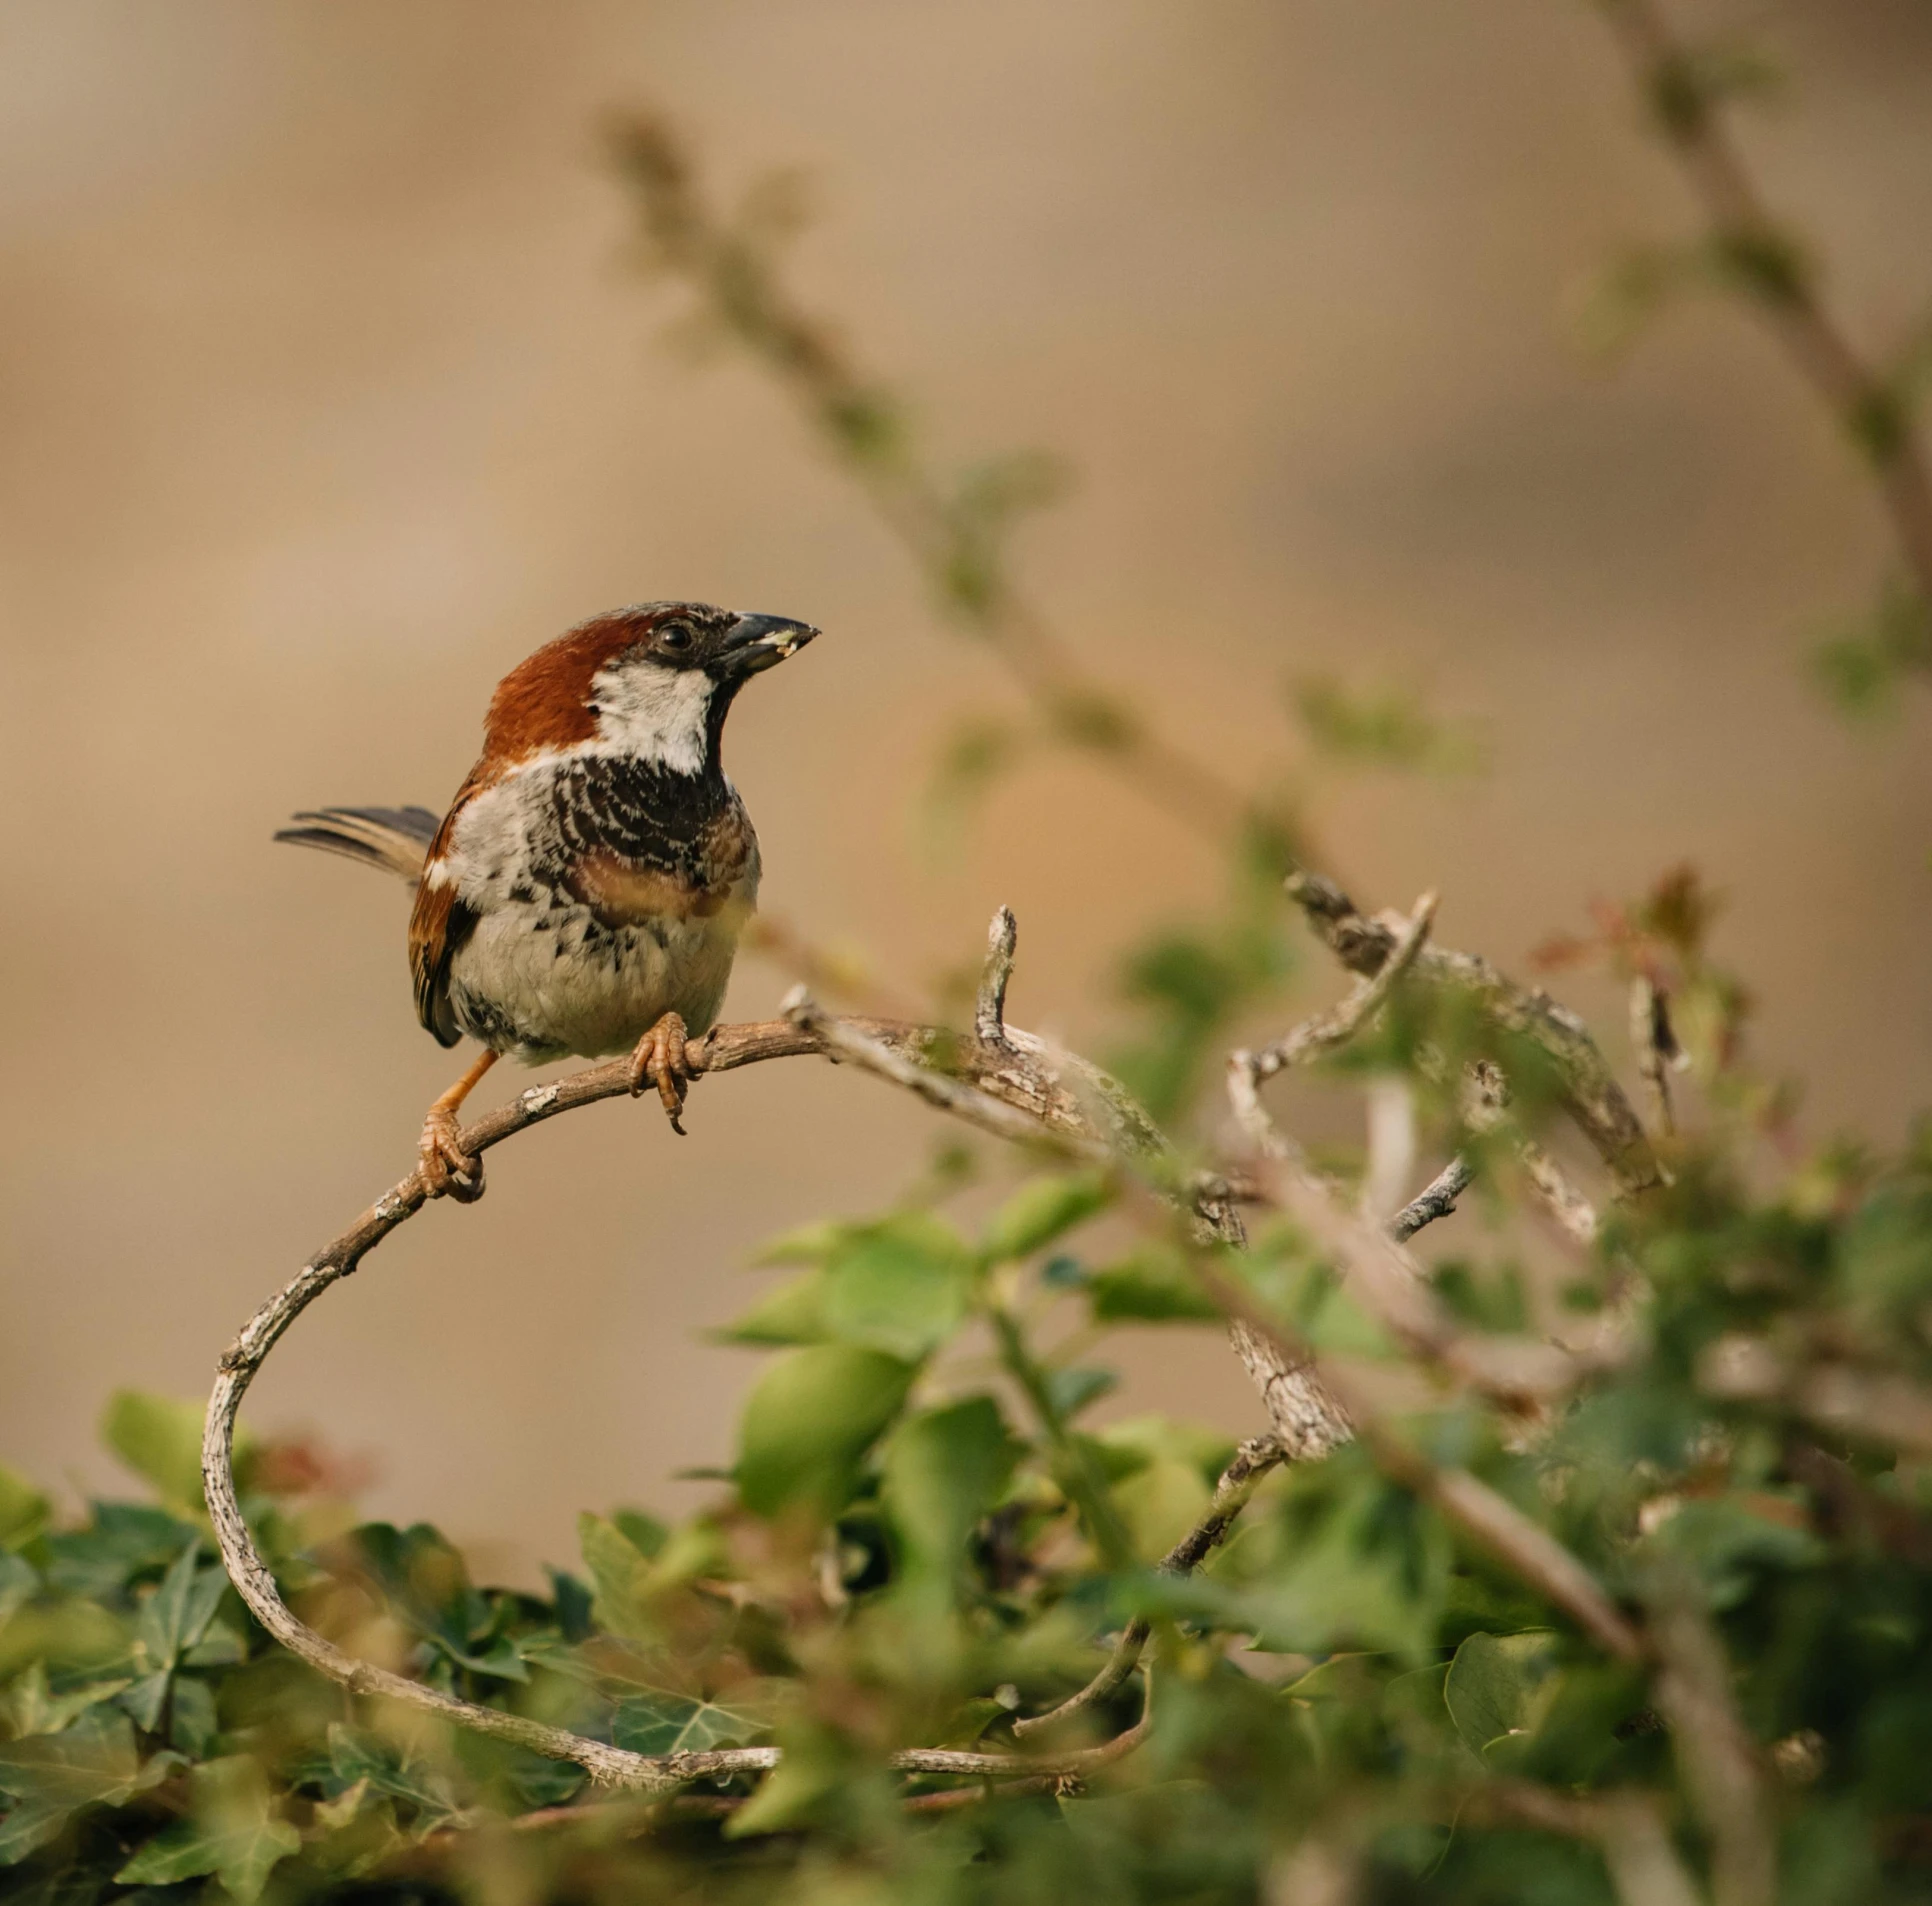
[274,805,440,884]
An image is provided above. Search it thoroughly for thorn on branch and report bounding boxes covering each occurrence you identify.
[977,905,1018,1048]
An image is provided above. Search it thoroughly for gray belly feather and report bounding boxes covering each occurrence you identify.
[447,899,740,1062]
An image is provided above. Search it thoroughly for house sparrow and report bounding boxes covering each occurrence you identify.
[277,601,817,1199]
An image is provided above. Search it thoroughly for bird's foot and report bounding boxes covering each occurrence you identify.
[629,1012,697,1134]
[419,1105,485,1202]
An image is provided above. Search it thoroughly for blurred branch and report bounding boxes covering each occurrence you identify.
[1472,1785,1707,1906]
[1646,1587,1777,1906]
[1288,871,1663,1197]
[1227,891,1438,1160]
[609,114,1273,852]
[1596,0,1932,614]
[1700,1335,1932,1460]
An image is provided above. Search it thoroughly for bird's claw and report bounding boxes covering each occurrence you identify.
[419,1107,485,1202]
[629,1012,697,1134]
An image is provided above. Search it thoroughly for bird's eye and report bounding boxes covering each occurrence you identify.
[658,621,693,653]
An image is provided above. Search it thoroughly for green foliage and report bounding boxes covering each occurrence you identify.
[1292,675,1483,774]
[736,1345,916,1517]
[1812,583,1932,721]
[13,1077,1932,1902]
[11,33,1932,1903]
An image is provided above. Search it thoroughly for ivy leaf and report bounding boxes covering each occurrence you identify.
[346,1524,525,1682]
[2,1664,132,1740]
[137,1544,226,1675]
[42,1505,200,1602]
[115,1673,173,1734]
[323,1724,461,1828]
[115,1757,299,1902]
[736,1346,916,1518]
[611,1689,767,1756]
[167,1676,219,1760]
[577,1514,655,1642]
[0,1712,175,1865]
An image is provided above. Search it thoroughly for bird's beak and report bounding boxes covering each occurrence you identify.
[715,612,819,677]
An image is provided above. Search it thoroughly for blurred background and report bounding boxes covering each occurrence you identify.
[3,0,1929,1586]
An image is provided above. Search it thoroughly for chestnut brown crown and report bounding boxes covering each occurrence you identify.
[480,601,818,769]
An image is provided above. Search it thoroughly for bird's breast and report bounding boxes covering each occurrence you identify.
[436,749,760,1060]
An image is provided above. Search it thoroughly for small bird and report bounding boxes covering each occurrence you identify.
[277,601,817,1199]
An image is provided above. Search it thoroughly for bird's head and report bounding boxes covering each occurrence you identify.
[485,601,819,778]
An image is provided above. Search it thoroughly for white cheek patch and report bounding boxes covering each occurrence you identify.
[590,659,714,775]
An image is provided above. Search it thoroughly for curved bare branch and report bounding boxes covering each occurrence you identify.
[201,1002,1166,1793]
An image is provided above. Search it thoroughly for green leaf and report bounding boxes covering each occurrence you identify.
[115,1758,299,1902]
[1111,1457,1212,1562]
[0,1553,38,1629]
[1443,1630,1559,1757]
[347,1523,525,1681]
[102,1393,221,1514]
[42,1505,200,1601]
[716,1270,828,1346]
[0,1712,175,1865]
[881,1397,1019,1572]
[1642,1496,1824,1611]
[1139,1468,1449,1663]
[750,1220,846,1267]
[323,1723,460,1825]
[980,1172,1112,1264]
[611,1689,767,1756]
[577,1514,654,1642]
[1292,675,1481,774]
[1044,1365,1117,1420]
[0,1466,51,1552]
[116,1673,172,1734]
[136,1543,226,1675]
[611,1509,668,1559]
[2,1664,132,1740]
[167,1676,219,1760]
[1087,1246,1222,1323]
[182,1620,248,1670]
[1094,1415,1237,1483]
[821,1216,973,1360]
[736,1345,916,1518]
[722,1733,843,1839]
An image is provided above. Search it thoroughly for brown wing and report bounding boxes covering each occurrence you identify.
[407,779,485,1048]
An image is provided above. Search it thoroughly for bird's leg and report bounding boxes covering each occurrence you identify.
[628,1011,696,1135]
[418,1048,498,1201]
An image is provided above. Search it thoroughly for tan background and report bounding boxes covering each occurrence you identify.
[3,0,1929,1584]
